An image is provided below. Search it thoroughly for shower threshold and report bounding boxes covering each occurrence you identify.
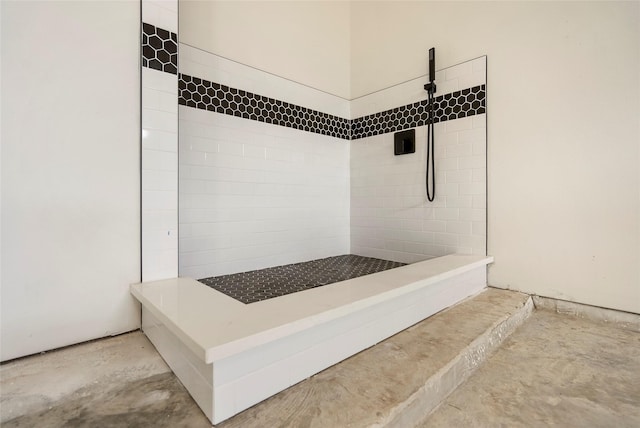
[131,254,493,425]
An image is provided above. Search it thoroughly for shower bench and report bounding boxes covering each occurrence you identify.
[131,254,493,425]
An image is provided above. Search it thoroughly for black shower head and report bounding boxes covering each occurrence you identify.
[429,47,435,83]
[424,47,436,95]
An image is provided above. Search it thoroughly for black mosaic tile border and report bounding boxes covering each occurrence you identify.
[143,22,485,138]
[179,73,485,140]
[142,22,177,75]
[179,74,351,140]
[351,85,486,140]
[200,255,406,304]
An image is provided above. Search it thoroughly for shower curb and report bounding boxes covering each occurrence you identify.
[377,292,535,428]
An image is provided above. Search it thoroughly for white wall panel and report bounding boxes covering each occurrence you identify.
[1,0,140,361]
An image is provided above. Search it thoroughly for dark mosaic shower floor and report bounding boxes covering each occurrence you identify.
[199,255,406,304]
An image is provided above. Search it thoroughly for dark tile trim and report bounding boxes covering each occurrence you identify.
[142,24,485,139]
[179,73,485,140]
[142,22,178,75]
[178,74,352,140]
[351,85,486,140]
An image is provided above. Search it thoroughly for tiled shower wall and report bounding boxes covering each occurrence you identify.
[351,57,487,262]
[177,51,486,277]
[141,0,178,281]
[143,20,486,279]
[178,46,350,279]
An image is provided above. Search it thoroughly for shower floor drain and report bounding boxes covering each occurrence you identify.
[199,255,406,304]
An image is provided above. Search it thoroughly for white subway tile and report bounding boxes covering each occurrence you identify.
[147,0,178,14]
[142,68,177,94]
[143,129,177,152]
[459,208,486,222]
[445,61,473,81]
[473,114,487,129]
[423,220,447,232]
[472,140,487,155]
[435,79,459,97]
[433,232,458,246]
[142,1,178,33]
[402,219,423,231]
[435,183,459,196]
[385,239,405,252]
[472,56,487,74]
[142,248,178,281]
[243,144,266,159]
[438,157,459,171]
[434,208,459,221]
[435,131,458,147]
[446,221,472,235]
[458,155,485,170]
[143,209,177,231]
[445,116,473,133]
[472,168,486,182]
[445,142,473,158]
[218,141,243,156]
[143,169,177,191]
[142,149,177,172]
[445,170,472,183]
[142,108,177,133]
[142,190,177,211]
[142,227,178,251]
[143,87,178,113]
[472,221,486,236]
[459,182,486,196]
[458,128,486,144]
[458,234,485,249]
[473,195,487,209]
[446,196,473,208]
[458,74,482,92]
[403,241,425,254]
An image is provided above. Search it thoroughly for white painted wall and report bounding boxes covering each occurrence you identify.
[351,1,640,313]
[179,0,351,99]
[0,1,141,361]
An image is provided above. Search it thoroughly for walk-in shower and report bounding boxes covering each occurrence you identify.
[137,3,489,420]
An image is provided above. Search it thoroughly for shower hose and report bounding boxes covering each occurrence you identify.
[426,90,435,202]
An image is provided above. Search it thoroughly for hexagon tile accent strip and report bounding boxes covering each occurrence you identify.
[142,22,177,74]
[351,85,486,140]
[179,73,485,140]
[199,255,406,304]
[179,73,352,140]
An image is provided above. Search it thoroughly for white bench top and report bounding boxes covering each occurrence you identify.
[131,254,493,364]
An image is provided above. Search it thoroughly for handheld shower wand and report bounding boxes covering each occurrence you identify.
[424,48,436,94]
[423,48,436,202]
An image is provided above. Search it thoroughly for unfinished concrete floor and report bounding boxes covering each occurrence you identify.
[422,309,640,427]
[1,288,639,427]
